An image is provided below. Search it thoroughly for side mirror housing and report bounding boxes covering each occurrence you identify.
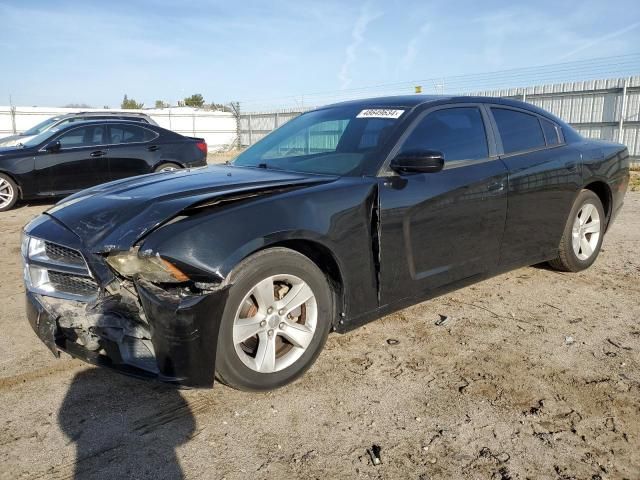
[390,150,445,174]
[44,140,61,153]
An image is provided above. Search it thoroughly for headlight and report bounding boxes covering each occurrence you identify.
[21,234,49,262]
[106,249,189,283]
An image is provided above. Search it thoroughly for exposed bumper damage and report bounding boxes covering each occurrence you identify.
[26,279,229,387]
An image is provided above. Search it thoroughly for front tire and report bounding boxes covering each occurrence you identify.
[0,174,18,212]
[215,247,334,391]
[548,189,605,272]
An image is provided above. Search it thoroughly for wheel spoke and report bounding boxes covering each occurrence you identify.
[233,315,264,344]
[580,236,593,257]
[276,282,314,315]
[580,204,593,224]
[251,277,275,312]
[280,322,314,349]
[255,331,277,372]
[583,220,600,234]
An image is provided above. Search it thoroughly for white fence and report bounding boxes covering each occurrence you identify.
[0,106,237,152]
[238,76,640,163]
[472,76,640,161]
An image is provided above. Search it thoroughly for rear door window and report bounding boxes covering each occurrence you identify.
[491,108,546,154]
[401,107,489,161]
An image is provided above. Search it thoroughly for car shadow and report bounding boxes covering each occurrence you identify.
[58,368,195,479]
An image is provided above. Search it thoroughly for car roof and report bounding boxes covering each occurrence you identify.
[56,111,151,119]
[325,94,543,110]
[322,94,565,124]
[53,119,158,128]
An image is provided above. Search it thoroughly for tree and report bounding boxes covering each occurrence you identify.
[62,103,93,108]
[155,100,170,109]
[183,94,205,108]
[208,102,229,111]
[121,94,144,109]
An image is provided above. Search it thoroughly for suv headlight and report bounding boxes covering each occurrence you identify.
[106,249,189,283]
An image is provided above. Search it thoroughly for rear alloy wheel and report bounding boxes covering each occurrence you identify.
[0,174,18,212]
[549,189,605,272]
[154,162,182,173]
[216,248,334,391]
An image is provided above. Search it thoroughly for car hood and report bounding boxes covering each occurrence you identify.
[0,134,30,147]
[46,165,336,252]
[0,144,36,158]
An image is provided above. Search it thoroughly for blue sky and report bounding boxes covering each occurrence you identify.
[1,0,639,108]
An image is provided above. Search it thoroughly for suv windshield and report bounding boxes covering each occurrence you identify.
[21,128,61,148]
[23,117,62,136]
[233,106,405,176]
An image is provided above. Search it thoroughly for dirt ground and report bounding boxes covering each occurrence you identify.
[0,184,638,479]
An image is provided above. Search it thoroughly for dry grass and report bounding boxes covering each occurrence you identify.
[207,148,245,165]
[630,170,640,192]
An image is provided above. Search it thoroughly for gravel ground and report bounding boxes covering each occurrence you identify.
[0,190,638,480]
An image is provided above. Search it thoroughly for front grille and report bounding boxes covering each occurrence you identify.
[45,242,85,266]
[48,271,99,297]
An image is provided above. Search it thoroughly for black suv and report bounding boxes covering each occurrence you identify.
[0,111,157,147]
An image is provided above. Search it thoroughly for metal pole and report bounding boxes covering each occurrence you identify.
[275,111,279,130]
[618,77,628,144]
[10,106,16,134]
[248,114,253,145]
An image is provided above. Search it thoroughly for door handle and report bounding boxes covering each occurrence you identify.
[487,181,504,192]
[147,145,160,152]
[90,150,106,157]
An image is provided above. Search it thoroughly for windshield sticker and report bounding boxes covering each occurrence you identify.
[356,109,405,119]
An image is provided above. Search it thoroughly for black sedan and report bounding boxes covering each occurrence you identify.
[22,96,629,391]
[0,120,207,211]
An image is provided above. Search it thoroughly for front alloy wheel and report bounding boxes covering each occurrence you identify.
[0,174,18,212]
[233,274,317,373]
[216,247,334,391]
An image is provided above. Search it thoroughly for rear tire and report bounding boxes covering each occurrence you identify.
[548,189,605,272]
[215,247,334,391]
[0,174,18,212]
[154,162,182,173]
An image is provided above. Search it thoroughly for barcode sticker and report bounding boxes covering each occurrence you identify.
[356,109,405,119]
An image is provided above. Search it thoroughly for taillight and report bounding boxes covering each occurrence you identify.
[196,141,207,154]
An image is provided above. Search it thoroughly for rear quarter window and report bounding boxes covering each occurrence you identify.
[491,108,546,154]
[540,118,561,146]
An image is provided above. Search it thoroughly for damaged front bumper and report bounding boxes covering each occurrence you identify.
[23,214,229,388]
[25,280,229,387]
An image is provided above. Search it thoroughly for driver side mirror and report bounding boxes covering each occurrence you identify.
[44,140,61,153]
[390,150,445,174]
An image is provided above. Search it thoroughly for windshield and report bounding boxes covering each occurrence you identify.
[23,116,62,136]
[233,106,405,176]
[21,127,61,148]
